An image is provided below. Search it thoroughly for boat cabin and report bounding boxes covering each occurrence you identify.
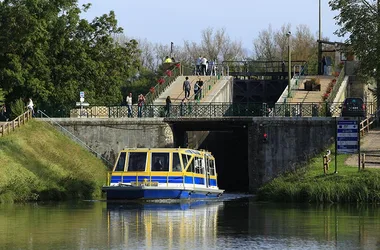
[107,148,219,189]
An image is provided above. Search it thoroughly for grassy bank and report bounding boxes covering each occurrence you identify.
[0,120,107,203]
[257,149,380,203]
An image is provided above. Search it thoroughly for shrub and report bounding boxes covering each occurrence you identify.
[10,98,25,119]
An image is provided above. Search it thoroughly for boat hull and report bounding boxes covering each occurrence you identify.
[102,186,223,200]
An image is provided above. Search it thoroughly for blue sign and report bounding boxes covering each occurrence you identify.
[80,91,85,98]
[337,120,358,154]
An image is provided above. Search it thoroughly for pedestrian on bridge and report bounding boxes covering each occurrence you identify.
[201,57,207,76]
[165,96,171,117]
[137,94,145,118]
[195,78,204,100]
[126,93,133,117]
[194,81,200,100]
[196,56,201,75]
[183,77,191,99]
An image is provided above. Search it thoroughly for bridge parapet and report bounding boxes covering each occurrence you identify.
[65,102,376,119]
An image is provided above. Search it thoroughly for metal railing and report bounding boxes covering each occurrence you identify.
[37,110,113,168]
[144,64,182,105]
[287,63,308,98]
[65,102,376,118]
[222,60,307,77]
[327,65,345,102]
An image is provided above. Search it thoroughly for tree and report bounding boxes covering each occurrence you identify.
[0,0,141,114]
[329,0,379,101]
[253,24,317,62]
[253,25,278,60]
[184,27,245,64]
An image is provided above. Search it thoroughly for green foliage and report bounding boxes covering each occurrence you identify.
[329,1,380,98]
[10,98,25,119]
[0,0,141,113]
[257,147,380,203]
[0,88,4,105]
[0,120,107,203]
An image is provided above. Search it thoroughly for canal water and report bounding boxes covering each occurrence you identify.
[1,196,380,249]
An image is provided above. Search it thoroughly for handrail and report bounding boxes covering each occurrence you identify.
[144,64,182,105]
[37,110,113,168]
[327,65,345,102]
[0,110,32,137]
[66,102,376,118]
[287,62,308,98]
[222,60,307,75]
[359,109,380,136]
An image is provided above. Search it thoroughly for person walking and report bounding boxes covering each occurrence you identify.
[137,94,145,118]
[27,98,34,117]
[0,104,8,121]
[201,57,207,76]
[126,93,133,117]
[321,56,327,75]
[196,78,204,100]
[196,56,202,75]
[165,96,171,117]
[183,77,191,99]
[194,81,200,100]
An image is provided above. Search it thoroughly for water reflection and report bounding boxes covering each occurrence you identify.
[105,200,223,249]
[1,199,380,249]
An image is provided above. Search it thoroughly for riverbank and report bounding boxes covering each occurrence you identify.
[257,147,380,203]
[0,120,107,203]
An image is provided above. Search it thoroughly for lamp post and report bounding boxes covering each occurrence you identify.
[286,32,292,98]
[318,0,322,75]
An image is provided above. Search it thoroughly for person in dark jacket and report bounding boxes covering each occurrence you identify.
[165,96,171,117]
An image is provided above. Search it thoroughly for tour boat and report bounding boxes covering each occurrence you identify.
[102,148,224,200]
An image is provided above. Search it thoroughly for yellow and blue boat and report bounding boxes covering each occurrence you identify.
[102,148,224,200]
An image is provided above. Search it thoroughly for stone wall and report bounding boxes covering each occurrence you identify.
[248,117,335,192]
[43,118,173,164]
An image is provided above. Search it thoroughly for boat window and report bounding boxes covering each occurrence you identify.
[127,152,147,172]
[151,152,169,171]
[182,154,190,170]
[172,153,182,172]
[186,157,195,173]
[208,159,215,176]
[114,152,126,171]
[194,158,204,174]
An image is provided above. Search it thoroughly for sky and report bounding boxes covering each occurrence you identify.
[78,0,344,53]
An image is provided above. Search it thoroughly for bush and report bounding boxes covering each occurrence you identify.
[10,98,25,119]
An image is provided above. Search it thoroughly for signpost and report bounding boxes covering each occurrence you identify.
[335,118,360,172]
[76,91,89,118]
[337,120,359,154]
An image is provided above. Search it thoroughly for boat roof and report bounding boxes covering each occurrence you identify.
[121,148,213,156]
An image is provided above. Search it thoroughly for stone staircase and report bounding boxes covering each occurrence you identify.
[289,76,336,103]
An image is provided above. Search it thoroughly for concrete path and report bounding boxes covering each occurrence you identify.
[345,129,380,168]
[289,76,336,103]
[153,76,200,104]
[153,75,225,104]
